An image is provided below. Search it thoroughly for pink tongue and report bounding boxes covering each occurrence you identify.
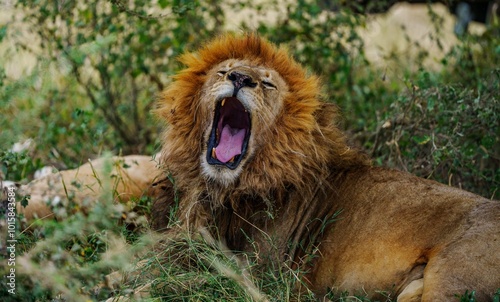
[215,124,246,163]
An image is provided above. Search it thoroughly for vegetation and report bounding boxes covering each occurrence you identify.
[0,0,498,301]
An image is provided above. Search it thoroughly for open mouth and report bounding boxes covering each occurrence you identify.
[206,97,251,169]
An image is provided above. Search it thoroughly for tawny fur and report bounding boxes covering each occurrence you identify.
[151,34,500,301]
[12,155,159,222]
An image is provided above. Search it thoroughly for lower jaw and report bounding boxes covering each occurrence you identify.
[202,160,242,185]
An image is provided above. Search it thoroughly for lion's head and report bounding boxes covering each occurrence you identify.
[156,34,367,206]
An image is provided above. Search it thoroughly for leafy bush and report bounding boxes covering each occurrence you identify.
[367,68,499,199]
[362,26,500,199]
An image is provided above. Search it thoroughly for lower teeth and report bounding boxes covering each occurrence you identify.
[211,148,235,163]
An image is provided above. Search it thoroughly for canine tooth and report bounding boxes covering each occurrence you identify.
[212,148,217,159]
[229,156,235,163]
[221,98,226,106]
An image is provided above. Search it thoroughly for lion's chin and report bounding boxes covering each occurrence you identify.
[200,158,244,187]
[206,97,251,170]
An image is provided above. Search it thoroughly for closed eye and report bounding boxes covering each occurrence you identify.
[262,81,276,89]
[217,70,227,76]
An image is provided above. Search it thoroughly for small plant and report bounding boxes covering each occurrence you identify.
[459,289,477,302]
[1,150,42,182]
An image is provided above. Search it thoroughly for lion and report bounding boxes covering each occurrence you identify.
[10,34,500,301]
[149,34,500,301]
[10,155,159,223]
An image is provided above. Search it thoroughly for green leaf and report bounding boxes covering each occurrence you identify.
[158,0,170,9]
[413,135,431,145]
[0,25,7,43]
[21,195,30,208]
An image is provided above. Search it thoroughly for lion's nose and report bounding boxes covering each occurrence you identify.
[228,71,257,95]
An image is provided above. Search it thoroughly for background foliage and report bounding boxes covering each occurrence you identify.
[0,0,499,301]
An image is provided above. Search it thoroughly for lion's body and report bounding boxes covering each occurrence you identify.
[15,155,159,222]
[309,167,500,300]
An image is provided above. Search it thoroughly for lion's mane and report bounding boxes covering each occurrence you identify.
[155,34,368,197]
[152,33,370,264]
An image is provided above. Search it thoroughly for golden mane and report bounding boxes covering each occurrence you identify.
[155,33,369,204]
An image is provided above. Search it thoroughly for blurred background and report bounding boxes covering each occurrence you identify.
[1,0,498,200]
